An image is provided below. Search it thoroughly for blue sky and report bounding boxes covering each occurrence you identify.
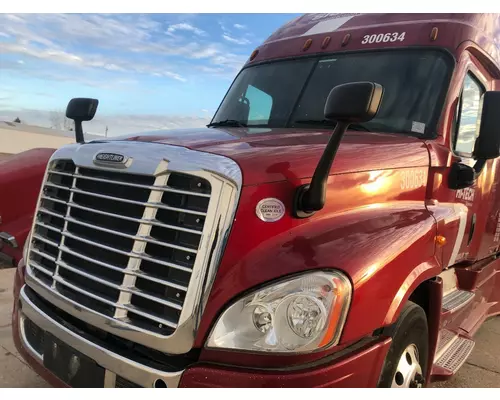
[0,13,299,135]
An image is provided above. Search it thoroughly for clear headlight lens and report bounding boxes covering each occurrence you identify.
[206,271,352,353]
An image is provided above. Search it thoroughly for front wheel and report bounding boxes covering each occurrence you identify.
[377,301,428,388]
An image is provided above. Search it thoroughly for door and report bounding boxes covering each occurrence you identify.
[449,61,500,264]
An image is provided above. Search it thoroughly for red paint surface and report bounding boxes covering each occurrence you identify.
[0,148,55,264]
[126,129,430,185]
[179,339,392,388]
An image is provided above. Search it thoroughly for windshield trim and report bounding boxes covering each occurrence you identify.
[210,46,456,139]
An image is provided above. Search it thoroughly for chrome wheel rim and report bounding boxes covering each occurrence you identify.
[391,344,424,388]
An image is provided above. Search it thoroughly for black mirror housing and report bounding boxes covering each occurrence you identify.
[473,91,500,160]
[324,81,384,123]
[448,162,476,190]
[66,98,99,122]
[65,98,99,144]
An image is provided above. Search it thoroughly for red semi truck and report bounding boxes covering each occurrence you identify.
[7,13,500,388]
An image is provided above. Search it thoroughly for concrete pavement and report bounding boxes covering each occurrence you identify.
[0,263,498,388]
[0,266,49,387]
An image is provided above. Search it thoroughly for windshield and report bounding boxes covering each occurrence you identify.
[210,49,452,136]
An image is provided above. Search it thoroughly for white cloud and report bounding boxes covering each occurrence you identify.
[0,41,187,82]
[234,24,246,29]
[167,23,206,36]
[0,14,248,80]
[222,34,251,45]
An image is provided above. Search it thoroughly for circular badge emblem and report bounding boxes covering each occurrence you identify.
[256,198,285,222]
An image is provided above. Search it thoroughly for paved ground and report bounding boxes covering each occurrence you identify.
[0,263,499,388]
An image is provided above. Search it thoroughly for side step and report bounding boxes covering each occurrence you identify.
[442,289,474,312]
[434,335,475,374]
[0,232,18,248]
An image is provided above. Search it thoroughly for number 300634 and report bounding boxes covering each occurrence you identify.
[361,32,406,44]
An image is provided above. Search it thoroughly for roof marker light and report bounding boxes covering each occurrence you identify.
[341,33,351,47]
[430,27,439,41]
[321,36,331,49]
[249,49,259,61]
[303,39,312,51]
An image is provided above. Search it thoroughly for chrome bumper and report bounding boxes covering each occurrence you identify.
[18,285,184,388]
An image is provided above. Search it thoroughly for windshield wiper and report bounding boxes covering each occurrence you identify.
[293,120,371,132]
[294,119,336,127]
[348,123,371,132]
[207,119,247,128]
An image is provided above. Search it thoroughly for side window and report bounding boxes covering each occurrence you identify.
[454,73,484,156]
[245,85,273,125]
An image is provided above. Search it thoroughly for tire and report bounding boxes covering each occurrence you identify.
[377,301,429,388]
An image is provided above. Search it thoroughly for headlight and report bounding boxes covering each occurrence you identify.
[206,271,352,353]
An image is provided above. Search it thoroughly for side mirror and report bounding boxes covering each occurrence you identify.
[473,91,500,161]
[65,98,99,143]
[448,162,476,190]
[324,81,384,123]
[294,82,384,217]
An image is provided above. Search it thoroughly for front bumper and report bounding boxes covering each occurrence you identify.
[13,279,391,388]
[14,285,184,388]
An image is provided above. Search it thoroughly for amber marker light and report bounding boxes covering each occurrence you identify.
[342,33,351,47]
[436,235,447,246]
[249,49,259,61]
[321,36,331,49]
[430,27,439,41]
[303,39,312,51]
[319,276,351,347]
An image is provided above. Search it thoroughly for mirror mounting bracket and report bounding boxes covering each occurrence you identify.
[473,159,486,175]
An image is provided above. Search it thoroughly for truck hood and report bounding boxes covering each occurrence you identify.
[111,127,430,186]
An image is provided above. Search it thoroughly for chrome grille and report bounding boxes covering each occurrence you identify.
[28,158,213,336]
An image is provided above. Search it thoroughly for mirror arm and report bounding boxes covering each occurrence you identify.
[473,159,486,175]
[74,120,84,144]
[293,121,349,218]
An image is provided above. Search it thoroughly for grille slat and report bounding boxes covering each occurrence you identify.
[32,233,59,248]
[65,215,198,254]
[30,248,57,262]
[55,170,212,198]
[27,159,212,338]
[57,260,183,312]
[71,187,207,216]
[38,206,66,219]
[41,195,68,206]
[31,260,55,277]
[67,201,203,235]
[60,245,188,291]
[45,181,71,191]
[35,221,62,234]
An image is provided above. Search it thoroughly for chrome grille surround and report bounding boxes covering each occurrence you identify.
[24,140,242,354]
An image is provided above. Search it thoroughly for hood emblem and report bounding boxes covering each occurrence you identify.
[256,198,285,222]
[93,152,130,167]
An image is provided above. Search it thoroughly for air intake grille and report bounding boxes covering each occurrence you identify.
[28,159,212,336]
